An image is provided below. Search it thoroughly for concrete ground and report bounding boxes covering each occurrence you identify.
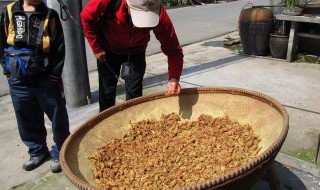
[0,32,319,190]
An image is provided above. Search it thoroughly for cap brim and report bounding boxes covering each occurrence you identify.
[129,8,160,28]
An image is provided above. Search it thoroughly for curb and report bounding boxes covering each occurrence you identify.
[275,153,320,178]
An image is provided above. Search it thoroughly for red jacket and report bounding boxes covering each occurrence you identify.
[80,0,183,80]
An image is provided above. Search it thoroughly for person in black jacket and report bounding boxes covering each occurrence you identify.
[0,0,69,173]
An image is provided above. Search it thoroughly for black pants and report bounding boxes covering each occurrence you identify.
[97,51,146,112]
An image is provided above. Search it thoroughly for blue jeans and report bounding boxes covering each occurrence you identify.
[9,74,70,160]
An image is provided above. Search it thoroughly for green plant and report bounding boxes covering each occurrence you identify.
[281,0,301,8]
[296,53,320,64]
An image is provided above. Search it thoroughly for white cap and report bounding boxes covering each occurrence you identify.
[126,0,160,28]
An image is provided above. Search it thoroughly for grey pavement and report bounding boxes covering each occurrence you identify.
[0,32,320,190]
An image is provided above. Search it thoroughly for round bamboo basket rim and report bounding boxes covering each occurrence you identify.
[60,87,289,190]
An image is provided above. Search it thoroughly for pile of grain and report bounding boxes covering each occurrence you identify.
[88,113,261,189]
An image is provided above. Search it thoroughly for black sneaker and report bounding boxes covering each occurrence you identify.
[22,151,50,171]
[50,159,62,173]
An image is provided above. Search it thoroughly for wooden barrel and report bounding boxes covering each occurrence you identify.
[239,3,274,21]
[269,34,289,59]
[239,4,274,56]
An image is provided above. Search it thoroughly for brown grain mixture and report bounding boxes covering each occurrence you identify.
[88,113,261,190]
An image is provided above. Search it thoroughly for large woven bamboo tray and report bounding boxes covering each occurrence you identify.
[60,87,289,190]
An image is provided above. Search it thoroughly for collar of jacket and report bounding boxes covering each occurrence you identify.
[13,0,48,14]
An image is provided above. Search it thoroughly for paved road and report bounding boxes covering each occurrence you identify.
[0,0,270,96]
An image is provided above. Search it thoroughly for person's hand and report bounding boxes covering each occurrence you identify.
[167,78,181,95]
[94,51,106,62]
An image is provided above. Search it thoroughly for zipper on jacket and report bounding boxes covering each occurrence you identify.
[26,12,32,47]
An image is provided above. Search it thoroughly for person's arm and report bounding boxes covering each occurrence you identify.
[153,5,183,94]
[48,10,65,83]
[80,0,110,62]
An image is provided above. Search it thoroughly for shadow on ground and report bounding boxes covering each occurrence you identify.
[250,161,310,190]
[89,52,249,104]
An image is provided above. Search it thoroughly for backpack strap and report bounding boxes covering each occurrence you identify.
[97,0,122,29]
[35,13,47,53]
[105,0,122,19]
